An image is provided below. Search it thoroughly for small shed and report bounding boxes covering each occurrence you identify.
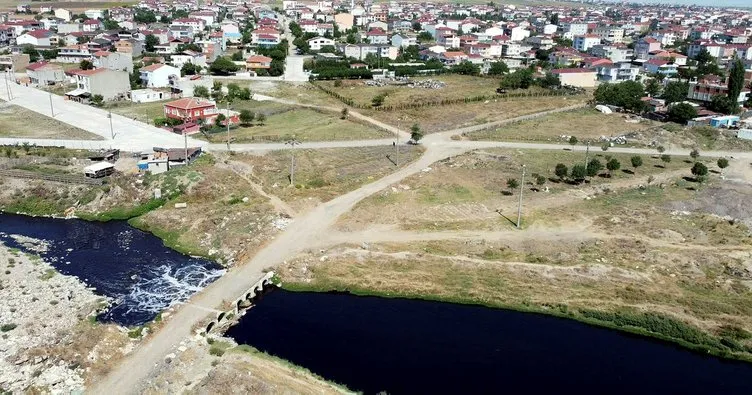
[709,115,740,128]
[84,162,115,178]
[88,149,120,162]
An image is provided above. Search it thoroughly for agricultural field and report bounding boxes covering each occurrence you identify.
[0,102,104,140]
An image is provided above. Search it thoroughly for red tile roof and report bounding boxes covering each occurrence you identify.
[164,97,216,110]
[141,63,166,72]
[552,68,596,74]
[246,55,272,62]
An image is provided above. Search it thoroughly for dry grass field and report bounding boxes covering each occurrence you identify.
[360,94,590,133]
[201,108,392,143]
[337,148,696,232]
[0,102,104,140]
[467,108,657,142]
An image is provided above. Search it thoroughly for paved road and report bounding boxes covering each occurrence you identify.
[3,84,206,152]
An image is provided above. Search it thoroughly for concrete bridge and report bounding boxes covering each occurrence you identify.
[204,271,277,334]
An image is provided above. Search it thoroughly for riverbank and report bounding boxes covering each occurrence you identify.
[0,240,131,392]
[281,279,752,364]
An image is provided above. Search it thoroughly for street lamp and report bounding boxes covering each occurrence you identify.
[107,110,114,139]
[225,101,232,150]
[516,164,526,229]
[285,138,301,186]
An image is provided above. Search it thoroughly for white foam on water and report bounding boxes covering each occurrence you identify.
[117,263,225,319]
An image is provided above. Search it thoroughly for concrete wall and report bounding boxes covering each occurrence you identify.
[90,70,130,100]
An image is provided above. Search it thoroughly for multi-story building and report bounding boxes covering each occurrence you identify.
[573,35,601,52]
[57,45,94,63]
[139,63,180,88]
[594,26,624,43]
[634,37,661,60]
[687,75,751,103]
[93,51,134,72]
[66,68,130,101]
[596,62,640,82]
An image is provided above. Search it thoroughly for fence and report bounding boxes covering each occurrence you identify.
[312,82,588,112]
[0,169,104,185]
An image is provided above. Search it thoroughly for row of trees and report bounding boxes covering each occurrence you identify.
[499,68,560,90]
[193,81,252,102]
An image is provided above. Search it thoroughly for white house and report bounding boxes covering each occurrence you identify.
[131,88,168,103]
[307,36,335,51]
[16,30,52,46]
[574,35,601,52]
[391,34,416,48]
[139,63,180,88]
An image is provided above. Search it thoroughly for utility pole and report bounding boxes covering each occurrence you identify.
[184,130,188,166]
[225,102,231,150]
[4,70,12,101]
[516,165,526,229]
[584,141,590,169]
[49,92,54,117]
[285,139,301,186]
[108,110,114,139]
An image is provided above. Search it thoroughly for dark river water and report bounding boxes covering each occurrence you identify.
[227,290,752,395]
[0,212,223,326]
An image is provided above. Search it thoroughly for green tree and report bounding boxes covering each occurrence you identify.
[709,95,736,115]
[535,174,546,186]
[410,124,423,142]
[695,49,714,64]
[506,178,519,191]
[417,31,433,42]
[537,73,561,89]
[103,19,120,30]
[231,51,244,61]
[79,59,93,70]
[594,81,646,112]
[487,61,509,76]
[90,94,104,107]
[144,34,159,52]
[452,60,479,75]
[660,154,671,167]
[568,136,578,146]
[214,113,226,127]
[657,145,666,154]
[667,102,697,124]
[554,163,568,180]
[690,148,700,161]
[500,69,534,90]
[571,164,587,181]
[21,45,40,62]
[209,56,239,76]
[606,158,621,176]
[630,155,643,172]
[211,80,224,101]
[717,157,729,171]
[691,161,708,182]
[371,93,386,107]
[645,78,661,97]
[728,57,745,105]
[586,158,603,177]
[193,85,209,98]
[340,107,348,119]
[256,113,266,124]
[181,62,201,76]
[237,87,251,100]
[662,81,688,105]
[239,109,254,126]
[601,143,610,151]
[226,82,241,100]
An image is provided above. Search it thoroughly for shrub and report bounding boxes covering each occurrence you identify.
[1,323,17,332]
[209,345,225,356]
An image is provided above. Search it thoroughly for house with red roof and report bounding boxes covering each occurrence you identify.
[251,27,281,47]
[246,55,273,71]
[643,58,678,76]
[16,29,52,46]
[82,19,103,33]
[139,63,180,88]
[25,61,65,85]
[163,97,239,125]
[635,37,661,60]
[366,28,388,44]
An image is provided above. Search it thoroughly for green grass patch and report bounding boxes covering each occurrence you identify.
[39,269,56,281]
